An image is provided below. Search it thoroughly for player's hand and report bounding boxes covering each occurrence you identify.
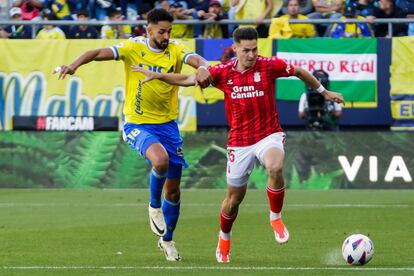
[53,65,76,80]
[196,66,212,89]
[323,90,345,105]
[131,65,159,84]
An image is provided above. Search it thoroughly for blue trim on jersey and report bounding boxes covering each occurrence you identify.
[123,121,188,168]
[183,53,196,63]
[111,46,119,60]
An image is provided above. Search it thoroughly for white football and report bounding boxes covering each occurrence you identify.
[342,234,374,265]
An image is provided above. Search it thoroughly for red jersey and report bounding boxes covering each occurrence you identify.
[209,56,295,147]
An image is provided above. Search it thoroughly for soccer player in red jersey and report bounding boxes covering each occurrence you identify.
[132,27,344,263]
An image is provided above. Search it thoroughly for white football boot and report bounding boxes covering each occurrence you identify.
[148,204,166,237]
[158,237,182,261]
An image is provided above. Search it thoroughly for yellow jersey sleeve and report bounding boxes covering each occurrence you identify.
[172,41,195,66]
[110,39,133,61]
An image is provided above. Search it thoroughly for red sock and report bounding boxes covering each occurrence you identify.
[267,186,285,214]
[220,211,236,234]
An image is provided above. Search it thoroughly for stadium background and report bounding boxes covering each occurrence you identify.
[1,37,414,189]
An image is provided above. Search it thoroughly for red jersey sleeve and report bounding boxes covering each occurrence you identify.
[270,56,295,78]
[209,64,222,88]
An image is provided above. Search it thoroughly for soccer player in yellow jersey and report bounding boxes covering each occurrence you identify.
[56,8,212,261]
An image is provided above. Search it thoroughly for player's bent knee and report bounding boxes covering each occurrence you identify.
[152,155,170,173]
[267,165,283,179]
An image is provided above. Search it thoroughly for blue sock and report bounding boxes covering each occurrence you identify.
[149,168,166,208]
[162,198,180,241]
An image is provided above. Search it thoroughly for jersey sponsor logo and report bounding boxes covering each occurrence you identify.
[254,72,261,82]
[137,63,163,73]
[135,81,144,115]
[231,85,264,99]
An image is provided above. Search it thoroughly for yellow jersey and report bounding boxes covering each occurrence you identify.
[36,27,66,39]
[111,37,195,124]
[280,14,316,38]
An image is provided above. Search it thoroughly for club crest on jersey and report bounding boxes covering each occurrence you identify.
[227,79,233,85]
[254,72,261,82]
[141,51,146,57]
[165,51,170,59]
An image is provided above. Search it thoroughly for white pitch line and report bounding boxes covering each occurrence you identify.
[1,266,414,271]
[0,203,410,208]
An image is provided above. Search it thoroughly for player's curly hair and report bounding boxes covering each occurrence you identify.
[233,27,258,43]
[147,8,174,24]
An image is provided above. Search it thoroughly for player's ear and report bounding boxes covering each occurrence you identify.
[147,24,153,35]
[231,44,237,52]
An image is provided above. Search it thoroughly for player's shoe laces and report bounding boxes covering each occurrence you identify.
[271,218,289,244]
[216,235,231,263]
[148,204,166,237]
[158,238,182,261]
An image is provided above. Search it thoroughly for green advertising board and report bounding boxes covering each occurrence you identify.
[0,131,413,189]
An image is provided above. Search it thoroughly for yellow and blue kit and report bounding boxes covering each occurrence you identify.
[114,37,196,167]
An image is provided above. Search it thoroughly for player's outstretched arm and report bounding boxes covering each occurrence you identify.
[132,65,196,87]
[53,48,115,80]
[293,66,345,104]
[186,55,213,88]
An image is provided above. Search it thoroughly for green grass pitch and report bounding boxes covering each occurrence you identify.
[0,189,413,276]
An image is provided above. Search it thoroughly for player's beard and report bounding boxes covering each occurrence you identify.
[153,38,169,50]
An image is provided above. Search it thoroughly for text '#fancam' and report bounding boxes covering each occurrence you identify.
[13,116,118,131]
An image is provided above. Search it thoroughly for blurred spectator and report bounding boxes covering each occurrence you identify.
[298,70,342,130]
[11,0,44,20]
[36,13,66,39]
[278,0,316,38]
[50,0,72,20]
[120,0,142,19]
[231,0,274,37]
[346,0,379,16]
[220,46,236,63]
[396,0,414,35]
[133,2,152,37]
[307,0,343,36]
[268,16,293,38]
[187,0,211,36]
[89,0,115,21]
[199,0,229,38]
[367,0,407,36]
[67,0,89,15]
[101,9,132,39]
[281,0,314,15]
[68,9,99,39]
[0,7,32,39]
[168,1,194,38]
[328,1,374,37]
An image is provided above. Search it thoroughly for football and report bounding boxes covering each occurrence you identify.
[342,234,374,265]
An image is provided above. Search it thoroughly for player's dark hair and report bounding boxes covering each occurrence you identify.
[147,8,174,25]
[233,27,258,43]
